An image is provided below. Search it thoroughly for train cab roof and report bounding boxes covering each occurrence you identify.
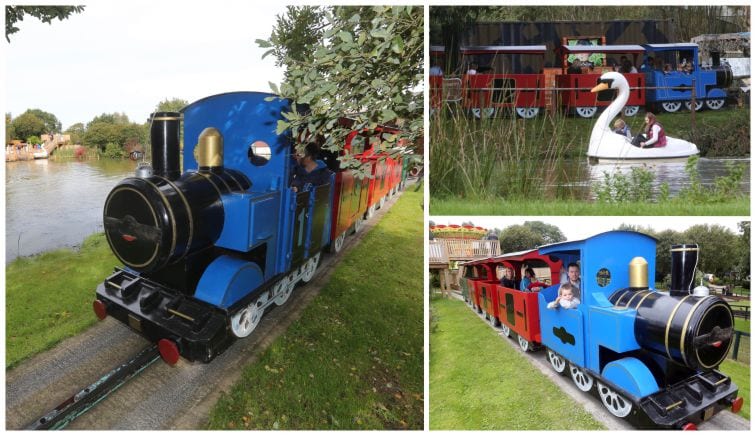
[538,231,657,306]
[460,45,547,55]
[556,44,645,56]
[430,45,446,55]
[642,43,699,51]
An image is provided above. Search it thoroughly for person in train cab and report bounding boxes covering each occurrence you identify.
[613,119,632,139]
[632,112,667,148]
[499,266,519,289]
[567,59,582,74]
[466,62,478,75]
[291,142,333,192]
[562,262,581,299]
[547,283,580,310]
[520,267,536,292]
[430,62,443,77]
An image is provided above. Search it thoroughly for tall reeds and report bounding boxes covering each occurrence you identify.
[429,105,586,200]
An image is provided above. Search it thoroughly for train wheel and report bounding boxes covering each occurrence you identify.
[273,276,295,306]
[331,232,346,253]
[489,314,500,328]
[515,107,539,119]
[705,98,725,110]
[517,335,530,352]
[597,382,633,418]
[230,299,263,338]
[500,324,510,338]
[547,350,567,374]
[353,218,364,234]
[301,253,320,283]
[569,364,594,392]
[366,204,376,219]
[471,108,495,119]
[685,100,704,112]
[661,101,682,113]
[575,107,597,118]
[378,196,386,209]
[622,106,639,117]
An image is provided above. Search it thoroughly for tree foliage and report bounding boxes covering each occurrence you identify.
[25,108,61,133]
[82,113,147,150]
[10,112,46,141]
[154,98,189,114]
[5,113,14,143]
[259,6,423,173]
[499,225,545,253]
[5,6,85,42]
[523,221,566,245]
[64,122,86,144]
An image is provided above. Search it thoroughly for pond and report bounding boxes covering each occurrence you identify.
[6,159,137,263]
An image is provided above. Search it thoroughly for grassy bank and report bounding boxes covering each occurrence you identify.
[430,297,603,430]
[6,234,117,368]
[719,359,750,420]
[430,197,749,216]
[206,189,423,430]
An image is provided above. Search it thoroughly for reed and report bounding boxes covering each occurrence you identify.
[430,106,585,201]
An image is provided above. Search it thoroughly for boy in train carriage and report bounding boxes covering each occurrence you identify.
[291,142,333,192]
[546,283,580,309]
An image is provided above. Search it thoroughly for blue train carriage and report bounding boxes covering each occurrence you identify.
[536,231,742,429]
[95,92,334,364]
[642,43,729,113]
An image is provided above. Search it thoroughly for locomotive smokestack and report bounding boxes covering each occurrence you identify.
[670,244,698,297]
[150,112,181,180]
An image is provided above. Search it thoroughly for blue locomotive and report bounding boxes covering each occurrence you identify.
[93,92,403,365]
[464,230,742,429]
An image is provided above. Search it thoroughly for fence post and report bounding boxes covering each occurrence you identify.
[690,78,696,134]
[732,330,741,360]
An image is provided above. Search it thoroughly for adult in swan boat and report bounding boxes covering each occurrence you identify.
[588,72,699,162]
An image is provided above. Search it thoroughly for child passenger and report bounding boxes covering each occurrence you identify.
[547,283,580,309]
[612,119,631,139]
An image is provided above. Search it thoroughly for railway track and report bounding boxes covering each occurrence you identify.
[7,188,409,430]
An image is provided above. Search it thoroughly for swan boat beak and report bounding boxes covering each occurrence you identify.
[590,82,610,93]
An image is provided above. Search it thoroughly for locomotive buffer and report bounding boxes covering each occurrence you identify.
[26,345,161,430]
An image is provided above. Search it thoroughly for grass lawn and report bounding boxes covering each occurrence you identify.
[206,189,423,430]
[6,234,117,368]
[720,359,750,420]
[430,197,749,216]
[429,297,604,430]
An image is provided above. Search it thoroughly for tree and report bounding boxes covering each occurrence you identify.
[736,221,750,282]
[653,229,681,282]
[264,6,327,70]
[64,122,86,145]
[682,225,739,278]
[499,224,544,253]
[5,113,14,144]
[6,6,85,42]
[87,112,130,128]
[259,6,423,173]
[23,109,61,133]
[154,98,189,114]
[83,122,119,149]
[10,112,45,141]
[523,221,566,245]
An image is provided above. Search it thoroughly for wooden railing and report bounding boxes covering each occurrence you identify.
[429,238,500,266]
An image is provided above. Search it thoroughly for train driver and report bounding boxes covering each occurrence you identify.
[561,262,581,300]
[291,142,333,193]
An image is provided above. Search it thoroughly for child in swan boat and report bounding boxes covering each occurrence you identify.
[631,112,667,148]
[612,119,632,139]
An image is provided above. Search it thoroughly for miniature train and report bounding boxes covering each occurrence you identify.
[92,92,409,365]
[459,231,742,429]
[430,43,733,118]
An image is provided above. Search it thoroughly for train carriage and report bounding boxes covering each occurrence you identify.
[555,44,646,118]
[642,43,730,113]
[535,231,741,429]
[460,45,547,119]
[489,250,562,351]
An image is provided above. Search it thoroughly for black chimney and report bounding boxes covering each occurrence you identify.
[150,112,181,179]
[670,244,698,297]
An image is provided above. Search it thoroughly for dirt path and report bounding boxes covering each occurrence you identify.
[452,294,750,431]
[6,188,411,430]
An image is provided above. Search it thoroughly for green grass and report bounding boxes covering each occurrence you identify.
[429,297,604,430]
[206,189,423,430]
[430,197,749,216]
[6,233,118,368]
[720,359,750,420]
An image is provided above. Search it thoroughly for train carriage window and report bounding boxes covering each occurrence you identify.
[248,140,271,166]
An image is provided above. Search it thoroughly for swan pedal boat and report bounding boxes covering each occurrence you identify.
[588,72,699,163]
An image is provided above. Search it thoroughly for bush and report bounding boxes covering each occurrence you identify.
[26,135,41,145]
[101,142,126,159]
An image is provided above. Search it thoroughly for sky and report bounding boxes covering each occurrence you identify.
[429,216,746,241]
[4,2,288,129]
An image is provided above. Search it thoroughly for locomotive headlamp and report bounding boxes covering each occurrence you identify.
[197,127,224,170]
[628,256,648,289]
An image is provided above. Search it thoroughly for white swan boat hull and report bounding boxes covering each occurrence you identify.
[588,131,699,162]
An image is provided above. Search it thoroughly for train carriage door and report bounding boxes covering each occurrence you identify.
[308,181,333,254]
[291,191,310,266]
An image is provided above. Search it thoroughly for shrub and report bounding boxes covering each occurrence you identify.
[101,142,126,159]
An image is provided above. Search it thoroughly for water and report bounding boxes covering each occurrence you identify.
[6,159,137,263]
[550,158,750,200]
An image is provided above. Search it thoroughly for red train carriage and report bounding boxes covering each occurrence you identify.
[464,257,494,313]
[430,45,446,113]
[555,44,646,118]
[490,250,562,351]
[460,45,547,119]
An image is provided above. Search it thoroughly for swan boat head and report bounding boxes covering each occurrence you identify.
[587,71,699,161]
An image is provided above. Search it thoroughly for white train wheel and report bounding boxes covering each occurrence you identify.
[230,300,263,338]
[622,105,639,117]
[301,253,320,283]
[273,276,295,306]
[500,324,511,338]
[575,107,597,118]
[547,350,567,374]
[705,98,725,110]
[518,335,530,352]
[661,101,682,113]
[516,107,539,119]
[598,382,633,418]
[685,100,703,112]
[569,364,594,392]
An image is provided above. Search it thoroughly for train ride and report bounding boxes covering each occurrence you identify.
[460,231,742,429]
[92,91,409,365]
[429,42,733,119]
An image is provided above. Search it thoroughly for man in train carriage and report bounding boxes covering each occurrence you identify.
[291,142,333,192]
[561,262,581,299]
